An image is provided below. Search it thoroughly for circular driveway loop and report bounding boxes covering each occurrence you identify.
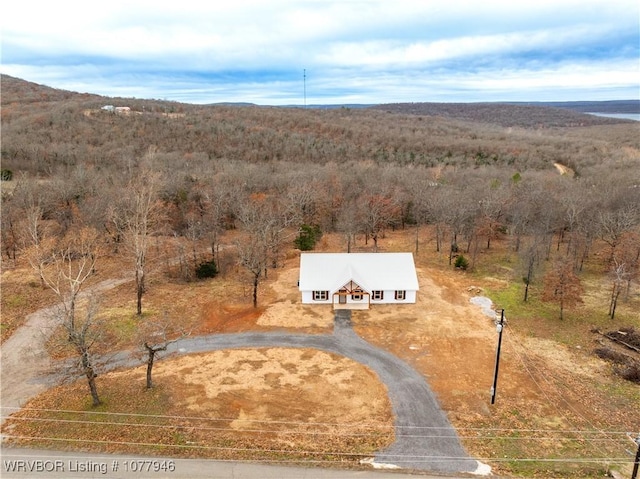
[161,310,484,475]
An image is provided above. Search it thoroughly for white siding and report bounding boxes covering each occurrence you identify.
[369,290,416,304]
[299,253,419,307]
[302,291,331,304]
[301,288,416,305]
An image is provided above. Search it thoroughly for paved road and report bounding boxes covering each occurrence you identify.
[1,448,487,479]
[1,299,485,476]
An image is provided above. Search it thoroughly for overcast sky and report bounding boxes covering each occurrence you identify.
[2,0,638,105]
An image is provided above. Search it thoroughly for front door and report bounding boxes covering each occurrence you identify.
[338,288,347,304]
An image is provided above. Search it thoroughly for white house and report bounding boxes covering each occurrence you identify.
[298,253,419,309]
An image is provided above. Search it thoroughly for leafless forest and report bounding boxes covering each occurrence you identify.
[1,74,639,328]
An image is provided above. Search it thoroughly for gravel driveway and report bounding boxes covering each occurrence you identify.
[158,310,481,475]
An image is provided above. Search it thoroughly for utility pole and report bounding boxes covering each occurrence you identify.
[490,309,505,405]
[303,69,306,108]
[632,433,640,479]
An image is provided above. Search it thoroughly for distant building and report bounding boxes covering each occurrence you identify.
[298,253,419,310]
[115,106,131,114]
[101,105,115,112]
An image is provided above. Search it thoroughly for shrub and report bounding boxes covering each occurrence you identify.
[454,255,469,270]
[195,259,218,279]
[1,169,13,181]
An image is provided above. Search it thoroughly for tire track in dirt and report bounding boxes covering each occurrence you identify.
[0,278,132,424]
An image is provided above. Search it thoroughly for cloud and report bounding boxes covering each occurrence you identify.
[2,0,638,104]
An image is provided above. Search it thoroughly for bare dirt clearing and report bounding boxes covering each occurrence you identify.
[125,348,392,425]
[4,349,393,464]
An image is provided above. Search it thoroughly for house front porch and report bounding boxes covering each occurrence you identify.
[332,302,370,310]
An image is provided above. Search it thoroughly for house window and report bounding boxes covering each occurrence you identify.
[312,291,329,301]
[394,290,406,300]
[372,291,384,301]
[352,287,363,301]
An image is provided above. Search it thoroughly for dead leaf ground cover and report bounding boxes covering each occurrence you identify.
[3,348,393,466]
[2,227,639,477]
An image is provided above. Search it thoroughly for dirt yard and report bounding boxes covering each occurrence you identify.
[2,228,639,477]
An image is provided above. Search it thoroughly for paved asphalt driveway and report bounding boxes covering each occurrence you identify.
[155,310,481,475]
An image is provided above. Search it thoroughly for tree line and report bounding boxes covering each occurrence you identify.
[4,152,639,310]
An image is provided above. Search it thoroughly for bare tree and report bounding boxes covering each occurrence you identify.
[475,178,508,250]
[201,179,232,268]
[336,198,360,253]
[112,156,164,315]
[359,192,401,252]
[542,258,583,320]
[608,260,629,320]
[137,314,189,389]
[1,188,20,260]
[235,193,295,307]
[427,186,451,254]
[56,295,105,406]
[623,232,640,299]
[598,204,638,265]
[30,226,105,406]
[285,176,324,227]
[179,208,207,281]
[444,197,474,266]
[12,176,56,285]
[403,170,441,254]
[236,233,268,308]
[519,235,544,302]
[24,205,50,285]
[335,179,362,253]
[36,227,100,330]
[612,231,640,303]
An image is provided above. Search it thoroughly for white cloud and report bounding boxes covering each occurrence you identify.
[2,0,638,103]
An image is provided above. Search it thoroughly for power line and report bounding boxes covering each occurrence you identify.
[501,322,631,462]
[5,415,633,443]
[4,413,631,438]
[3,416,391,438]
[2,406,633,435]
[3,434,635,466]
[4,412,634,460]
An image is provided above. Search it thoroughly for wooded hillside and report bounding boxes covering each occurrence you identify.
[1,73,639,330]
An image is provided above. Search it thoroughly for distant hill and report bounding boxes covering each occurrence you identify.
[368,102,636,128]
[1,74,103,103]
[514,100,640,114]
[3,74,636,129]
[1,73,639,183]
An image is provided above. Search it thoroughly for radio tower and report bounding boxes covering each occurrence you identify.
[303,69,306,108]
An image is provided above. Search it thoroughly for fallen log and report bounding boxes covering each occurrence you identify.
[593,329,640,354]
